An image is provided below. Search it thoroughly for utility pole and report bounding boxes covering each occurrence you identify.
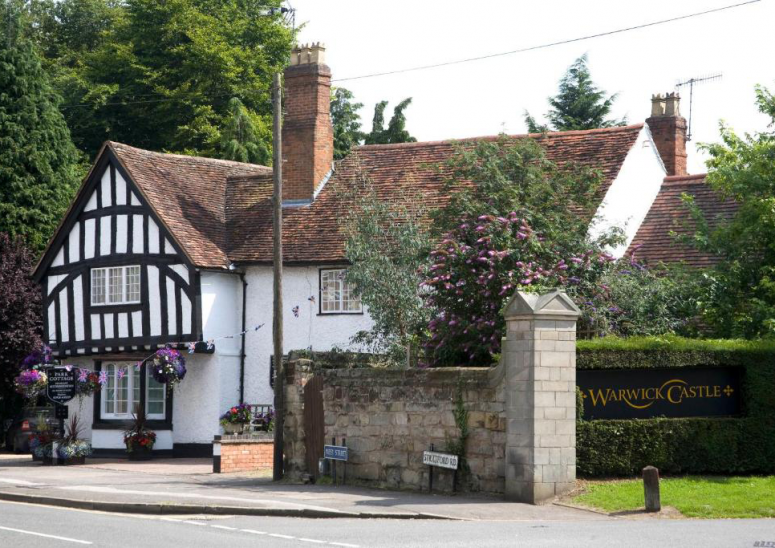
[272,71,285,481]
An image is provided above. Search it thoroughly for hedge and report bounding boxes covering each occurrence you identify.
[575,336,775,477]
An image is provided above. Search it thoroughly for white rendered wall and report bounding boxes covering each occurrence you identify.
[171,271,243,444]
[588,126,666,258]
[243,266,375,405]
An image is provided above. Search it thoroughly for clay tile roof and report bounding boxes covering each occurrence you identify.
[227,124,644,264]
[109,142,271,269]
[627,174,738,268]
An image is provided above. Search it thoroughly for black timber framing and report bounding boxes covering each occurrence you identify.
[34,146,202,354]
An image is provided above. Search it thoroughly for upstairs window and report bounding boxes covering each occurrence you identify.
[320,268,362,314]
[91,266,141,306]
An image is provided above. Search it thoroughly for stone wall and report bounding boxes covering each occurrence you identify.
[321,368,505,493]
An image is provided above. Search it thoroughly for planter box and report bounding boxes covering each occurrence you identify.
[64,456,86,466]
[42,457,65,466]
[127,445,153,461]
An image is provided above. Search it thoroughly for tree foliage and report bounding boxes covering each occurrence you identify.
[337,166,431,366]
[685,86,775,338]
[364,98,416,145]
[0,2,81,250]
[331,87,364,160]
[524,54,625,133]
[425,138,623,364]
[0,233,42,421]
[27,0,293,159]
[219,97,271,165]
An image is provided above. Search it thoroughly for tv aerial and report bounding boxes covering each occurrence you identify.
[676,73,722,141]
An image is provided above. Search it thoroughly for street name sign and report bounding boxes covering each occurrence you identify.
[46,367,76,405]
[423,451,459,470]
[324,445,349,461]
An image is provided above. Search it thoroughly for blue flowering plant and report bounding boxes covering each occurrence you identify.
[151,347,187,388]
[254,407,275,432]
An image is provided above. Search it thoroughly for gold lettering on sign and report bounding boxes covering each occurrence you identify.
[585,378,732,409]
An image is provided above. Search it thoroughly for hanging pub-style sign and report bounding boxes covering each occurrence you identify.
[577,367,742,420]
[46,367,77,405]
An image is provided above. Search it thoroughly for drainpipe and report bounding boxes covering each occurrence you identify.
[239,272,248,404]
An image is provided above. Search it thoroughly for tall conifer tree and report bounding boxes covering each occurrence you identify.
[525,54,625,133]
[0,2,81,250]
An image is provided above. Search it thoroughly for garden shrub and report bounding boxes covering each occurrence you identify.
[576,336,775,476]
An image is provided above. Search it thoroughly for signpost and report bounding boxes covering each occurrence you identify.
[325,438,348,485]
[46,367,76,456]
[423,445,459,493]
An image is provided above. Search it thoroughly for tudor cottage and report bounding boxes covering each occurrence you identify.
[33,44,688,456]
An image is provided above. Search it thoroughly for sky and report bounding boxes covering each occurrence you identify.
[291,0,774,174]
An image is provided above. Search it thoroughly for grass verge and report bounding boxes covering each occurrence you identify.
[572,476,775,519]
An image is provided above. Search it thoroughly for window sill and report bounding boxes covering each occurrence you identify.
[317,311,364,316]
[92,420,172,431]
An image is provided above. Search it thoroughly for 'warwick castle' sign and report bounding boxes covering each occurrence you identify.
[577,367,741,420]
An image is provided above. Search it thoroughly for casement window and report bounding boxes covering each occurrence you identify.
[319,268,362,314]
[100,363,166,420]
[91,266,141,306]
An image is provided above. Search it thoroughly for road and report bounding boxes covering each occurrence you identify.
[1,500,774,548]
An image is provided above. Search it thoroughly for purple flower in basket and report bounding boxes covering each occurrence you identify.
[21,346,52,369]
[152,347,187,387]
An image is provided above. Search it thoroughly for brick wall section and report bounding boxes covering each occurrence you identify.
[320,368,506,493]
[646,115,688,176]
[219,435,274,473]
[282,63,333,202]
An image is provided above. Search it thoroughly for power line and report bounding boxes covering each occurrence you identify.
[332,0,761,83]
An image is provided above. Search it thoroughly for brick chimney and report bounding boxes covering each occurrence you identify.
[646,92,688,176]
[282,43,334,204]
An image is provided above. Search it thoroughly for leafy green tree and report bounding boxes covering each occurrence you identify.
[337,168,431,367]
[524,54,625,132]
[331,87,364,160]
[29,0,293,159]
[219,98,271,165]
[0,2,81,250]
[364,98,416,145]
[684,86,775,337]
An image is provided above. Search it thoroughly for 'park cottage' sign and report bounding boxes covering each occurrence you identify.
[577,367,741,420]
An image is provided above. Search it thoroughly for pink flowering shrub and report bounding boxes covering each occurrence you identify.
[423,213,614,365]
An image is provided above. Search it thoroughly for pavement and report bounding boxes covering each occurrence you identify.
[0,453,607,522]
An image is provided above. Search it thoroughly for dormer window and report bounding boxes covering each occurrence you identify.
[91,266,141,306]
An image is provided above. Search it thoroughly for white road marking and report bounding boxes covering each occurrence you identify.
[210,525,237,531]
[298,539,328,544]
[0,477,44,486]
[241,529,268,535]
[58,485,345,513]
[0,525,92,544]
[330,543,360,548]
[182,520,207,526]
[269,533,296,539]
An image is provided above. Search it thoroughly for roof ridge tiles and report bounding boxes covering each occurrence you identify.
[108,141,271,172]
[354,124,645,151]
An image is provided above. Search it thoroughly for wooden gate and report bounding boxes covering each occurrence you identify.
[303,375,325,478]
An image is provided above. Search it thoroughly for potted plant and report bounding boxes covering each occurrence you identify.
[29,413,53,462]
[123,405,156,461]
[57,415,92,465]
[151,347,187,389]
[220,403,252,435]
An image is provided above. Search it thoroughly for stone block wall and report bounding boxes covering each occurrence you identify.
[217,435,274,473]
[321,367,506,493]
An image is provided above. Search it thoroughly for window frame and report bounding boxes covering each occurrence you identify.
[90,265,142,307]
[92,361,173,430]
[318,268,363,315]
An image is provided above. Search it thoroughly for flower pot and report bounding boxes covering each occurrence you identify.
[223,423,247,435]
[32,454,42,462]
[42,457,65,466]
[127,444,153,461]
[64,456,86,466]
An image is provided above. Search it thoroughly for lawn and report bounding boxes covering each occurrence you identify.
[572,476,775,519]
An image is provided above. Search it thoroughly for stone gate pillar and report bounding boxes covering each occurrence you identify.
[501,290,580,504]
